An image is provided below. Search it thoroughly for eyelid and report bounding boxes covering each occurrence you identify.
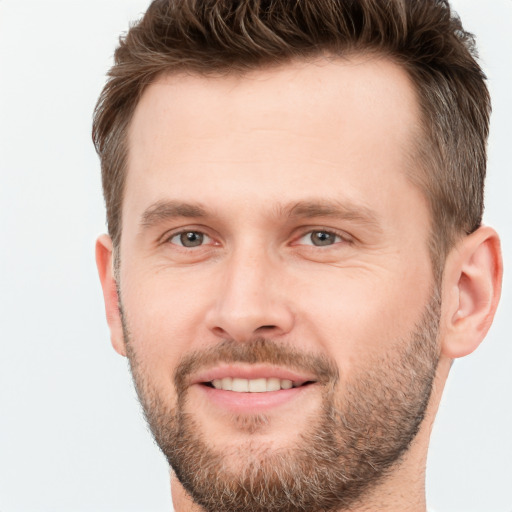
[159,226,217,246]
[172,231,212,247]
[157,225,353,248]
[292,227,353,246]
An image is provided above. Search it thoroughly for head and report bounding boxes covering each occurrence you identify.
[94,1,502,511]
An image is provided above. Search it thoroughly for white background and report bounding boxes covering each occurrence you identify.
[0,1,510,511]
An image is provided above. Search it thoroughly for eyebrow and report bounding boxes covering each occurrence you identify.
[140,200,208,228]
[139,198,381,232]
[285,200,380,226]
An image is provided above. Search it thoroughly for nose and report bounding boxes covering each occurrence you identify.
[205,244,295,342]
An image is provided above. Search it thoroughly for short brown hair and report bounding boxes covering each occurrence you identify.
[93,0,490,276]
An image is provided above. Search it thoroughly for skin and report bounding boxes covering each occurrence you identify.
[96,55,502,511]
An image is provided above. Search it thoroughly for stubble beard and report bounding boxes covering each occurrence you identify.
[121,290,441,512]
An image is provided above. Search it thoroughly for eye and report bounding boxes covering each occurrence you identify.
[168,231,213,248]
[297,230,343,247]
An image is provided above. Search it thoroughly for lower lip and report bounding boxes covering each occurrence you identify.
[197,384,314,413]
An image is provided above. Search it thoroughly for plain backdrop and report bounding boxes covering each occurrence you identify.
[0,1,510,511]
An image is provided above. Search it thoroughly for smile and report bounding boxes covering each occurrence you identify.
[206,377,309,392]
[191,365,319,412]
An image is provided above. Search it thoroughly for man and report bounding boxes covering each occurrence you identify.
[93,1,502,511]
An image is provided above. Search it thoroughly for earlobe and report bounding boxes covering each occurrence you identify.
[95,234,127,357]
[441,226,503,359]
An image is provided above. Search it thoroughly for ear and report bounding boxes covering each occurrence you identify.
[440,226,503,359]
[95,234,127,356]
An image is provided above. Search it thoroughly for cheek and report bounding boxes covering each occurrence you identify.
[120,271,212,385]
[295,263,433,365]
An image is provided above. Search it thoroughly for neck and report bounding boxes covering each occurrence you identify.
[171,473,204,512]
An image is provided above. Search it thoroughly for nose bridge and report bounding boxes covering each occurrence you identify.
[207,238,294,341]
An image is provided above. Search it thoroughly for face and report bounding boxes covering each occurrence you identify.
[114,56,441,511]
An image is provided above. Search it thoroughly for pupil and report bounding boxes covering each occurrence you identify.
[181,232,203,247]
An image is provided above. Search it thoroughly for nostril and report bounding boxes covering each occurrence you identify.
[212,326,228,337]
[256,325,278,331]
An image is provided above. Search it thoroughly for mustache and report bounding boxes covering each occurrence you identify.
[174,337,339,393]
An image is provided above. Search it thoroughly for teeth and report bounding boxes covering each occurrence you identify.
[248,378,267,392]
[232,378,249,392]
[221,377,232,390]
[281,379,293,390]
[266,377,281,392]
[211,377,297,392]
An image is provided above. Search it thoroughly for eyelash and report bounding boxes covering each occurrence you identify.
[294,229,349,247]
[163,228,351,249]
[165,230,215,248]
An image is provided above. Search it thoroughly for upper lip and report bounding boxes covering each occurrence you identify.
[191,364,318,386]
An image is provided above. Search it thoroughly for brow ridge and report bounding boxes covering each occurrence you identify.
[139,198,381,232]
[141,200,208,228]
[283,199,381,230]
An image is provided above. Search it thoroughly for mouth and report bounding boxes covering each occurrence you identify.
[202,377,314,392]
[190,365,319,413]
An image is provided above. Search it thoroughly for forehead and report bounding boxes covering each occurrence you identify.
[129,55,420,151]
[125,55,423,222]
